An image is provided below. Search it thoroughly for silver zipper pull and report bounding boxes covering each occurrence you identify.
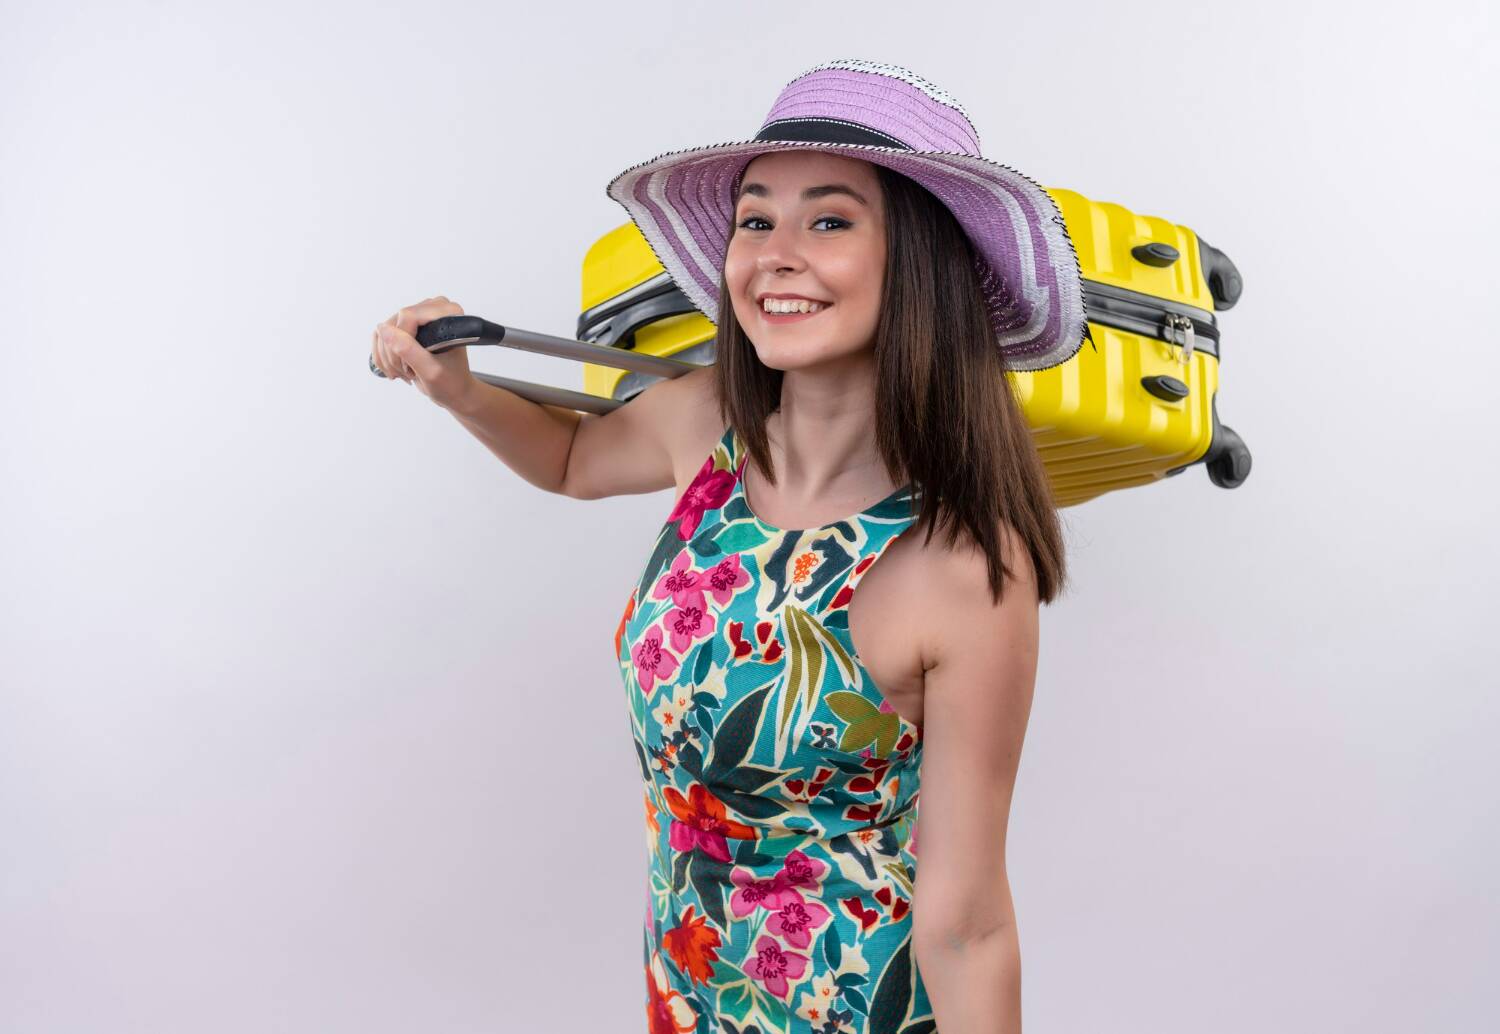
[1163,313,1195,365]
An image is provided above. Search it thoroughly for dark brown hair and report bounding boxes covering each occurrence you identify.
[711,161,1068,606]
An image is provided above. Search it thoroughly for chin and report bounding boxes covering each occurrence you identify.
[748,338,870,372]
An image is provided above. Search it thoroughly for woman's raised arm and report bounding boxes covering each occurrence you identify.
[374,296,710,499]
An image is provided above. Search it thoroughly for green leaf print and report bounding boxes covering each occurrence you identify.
[692,640,714,684]
[719,494,754,524]
[676,740,705,780]
[717,979,754,1026]
[771,605,865,764]
[732,846,776,868]
[780,607,822,736]
[866,492,918,521]
[882,858,915,896]
[705,684,771,781]
[805,606,858,685]
[823,920,843,970]
[793,606,857,689]
[714,521,769,553]
[689,520,724,557]
[869,934,915,1034]
[712,788,786,820]
[827,689,901,759]
[690,856,731,931]
[842,715,899,759]
[821,755,875,776]
[694,709,716,741]
[715,764,783,795]
[826,689,879,723]
[671,851,690,895]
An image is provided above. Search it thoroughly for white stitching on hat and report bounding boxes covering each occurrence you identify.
[787,59,978,145]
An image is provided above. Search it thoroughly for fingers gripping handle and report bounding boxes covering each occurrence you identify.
[369,315,509,378]
[365,315,701,413]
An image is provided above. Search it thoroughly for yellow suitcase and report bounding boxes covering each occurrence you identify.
[575,187,1251,507]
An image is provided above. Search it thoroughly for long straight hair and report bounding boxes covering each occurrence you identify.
[711,162,1069,606]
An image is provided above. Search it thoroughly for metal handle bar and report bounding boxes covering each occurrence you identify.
[367,315,703,415]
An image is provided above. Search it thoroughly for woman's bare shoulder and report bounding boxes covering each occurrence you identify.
[900,515,1039,666]
[665,362,728,487]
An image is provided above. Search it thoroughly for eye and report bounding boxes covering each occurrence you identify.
[737,215,771,231]
[812,216,851,231]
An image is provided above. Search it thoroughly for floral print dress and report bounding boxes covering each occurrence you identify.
[615,424,936,1034]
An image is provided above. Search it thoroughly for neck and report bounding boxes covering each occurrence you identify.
[765,356,898,501]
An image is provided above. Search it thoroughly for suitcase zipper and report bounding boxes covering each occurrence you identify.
[1163,313,1196,363]
[1078,279,1219,361]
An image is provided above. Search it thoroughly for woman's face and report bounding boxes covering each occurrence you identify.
[723,150,887,371]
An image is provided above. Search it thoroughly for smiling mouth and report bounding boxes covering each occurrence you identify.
[759,299,832,322]
[761,297,829,314]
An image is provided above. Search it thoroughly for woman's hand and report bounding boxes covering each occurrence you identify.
[371,296,477,412]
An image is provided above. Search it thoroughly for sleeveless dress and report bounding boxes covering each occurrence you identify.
[614,424,935,1034]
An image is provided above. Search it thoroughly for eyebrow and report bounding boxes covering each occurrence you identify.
[736,182,870,207]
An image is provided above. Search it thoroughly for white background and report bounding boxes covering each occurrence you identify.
[3,1,1496,1031]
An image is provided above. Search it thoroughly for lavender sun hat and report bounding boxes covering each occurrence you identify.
[604,58,1091,373]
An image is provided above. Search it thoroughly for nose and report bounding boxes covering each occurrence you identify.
[755,220,805,276]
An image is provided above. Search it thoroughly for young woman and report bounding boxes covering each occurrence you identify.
[370,59,1088,1034]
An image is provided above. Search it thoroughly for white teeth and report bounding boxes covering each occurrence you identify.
[762,298,826,314]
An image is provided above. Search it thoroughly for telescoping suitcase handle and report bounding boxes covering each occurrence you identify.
[366,315,700,415]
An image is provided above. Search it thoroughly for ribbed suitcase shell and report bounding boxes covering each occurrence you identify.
[576,186,1249,507]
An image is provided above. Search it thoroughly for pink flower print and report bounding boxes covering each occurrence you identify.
[632,625,679,697]
[662,783,757,864]
[652,551,708,611]
[764,897,831,949]
[728,867,803,919]
[663,599,716,655]
[745,934,809,1000]
[667,455,736,541]
[776,849,829,893]
[700,554,751,606]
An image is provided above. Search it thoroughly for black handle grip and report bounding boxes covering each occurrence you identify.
[369,316,509,378]
[415,315,508,353]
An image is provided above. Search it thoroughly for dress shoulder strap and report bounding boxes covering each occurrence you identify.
[719,423,743,479]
